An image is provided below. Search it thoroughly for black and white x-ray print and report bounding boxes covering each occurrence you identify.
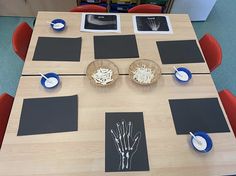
[84,14,117,30]
[136,16,169,32]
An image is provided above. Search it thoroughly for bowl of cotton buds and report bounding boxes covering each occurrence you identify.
[129,59,161,85]
[86,60,119,87]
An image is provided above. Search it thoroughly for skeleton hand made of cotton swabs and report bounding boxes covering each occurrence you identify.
[146,17,160,31]
[111,120,141,171]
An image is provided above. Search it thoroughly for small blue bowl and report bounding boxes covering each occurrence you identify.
[175,67,192,83]
[40,72,60,89]
[191,131,213,153]
[50,19,66,31]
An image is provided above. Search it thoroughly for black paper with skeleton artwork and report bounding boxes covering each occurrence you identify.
[105,112,149,172]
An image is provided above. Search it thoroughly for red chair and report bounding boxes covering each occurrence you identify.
[128,4,162,13]
[219,89,236,138]
[0,93,14,149]
[199,33,222,72]
[12,22,33,61]
[70,4,107,12]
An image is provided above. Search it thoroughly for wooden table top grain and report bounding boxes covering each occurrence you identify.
[22,12,210,75]
[0,75,235,176]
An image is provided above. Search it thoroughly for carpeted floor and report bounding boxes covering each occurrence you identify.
[0,16,34,96]
[192,0,236,95]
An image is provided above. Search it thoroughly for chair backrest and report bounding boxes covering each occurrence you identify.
[199,33,222,72]
[70,4,107,12]
[0,93,14,149]
[12,22,33,61]
[128,4,162,13]
[219,89,236,138]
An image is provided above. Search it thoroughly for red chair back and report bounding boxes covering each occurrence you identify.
[70,4,107,12]
[0,93,14,149]
[219,89,236,138]
[199,33,222,72]
[12,22,33,61]
[128,4,162,13]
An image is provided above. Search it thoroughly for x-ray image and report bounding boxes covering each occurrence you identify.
[136,16,168,31]
[81,14,120,32]
[133,15,173,34]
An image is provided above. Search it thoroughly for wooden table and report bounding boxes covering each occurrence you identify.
[22,12,210,75]
[1,75,235,176]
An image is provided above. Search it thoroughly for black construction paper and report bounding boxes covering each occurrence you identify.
[33,37,82,61]
[84,14,117,30]
[136,16,169,31]
[105,112,149,172]
[169,98,230,135]
[94,35,139,59]
[156,40,205,64]
[17,95,78,136]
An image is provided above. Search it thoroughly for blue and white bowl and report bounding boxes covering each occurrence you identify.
[50,19,66,31]
[175,67,192,83]
[190,131,213,153]
[40,72,60,89]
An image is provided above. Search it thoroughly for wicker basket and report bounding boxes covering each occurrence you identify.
[86,60,119,87]
[128,59,161,85]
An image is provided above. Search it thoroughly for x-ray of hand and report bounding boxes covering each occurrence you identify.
[110,120,141,171]
[146,17,160,31]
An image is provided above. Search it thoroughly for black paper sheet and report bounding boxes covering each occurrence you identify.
[169,98,230,135]
[105,112,149,172]
[156,40,205,64]
[17,95,78,136]
[33,37,82,61]
[94,35,139,59]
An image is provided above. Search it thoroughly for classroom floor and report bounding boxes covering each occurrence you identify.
[192,0,236,95]
[0,0,235,96]
[0,17,34,96]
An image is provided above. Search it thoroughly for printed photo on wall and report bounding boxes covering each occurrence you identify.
[133,15,173,34]
[105,112,149,172]
[81,13,121,32]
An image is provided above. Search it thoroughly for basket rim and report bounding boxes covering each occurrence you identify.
[86,59,119,87]
[128,59,161,85]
